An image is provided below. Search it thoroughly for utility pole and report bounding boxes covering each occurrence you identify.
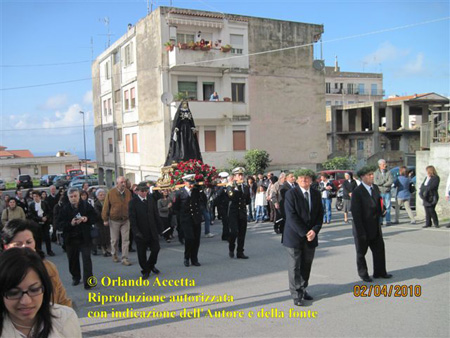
[79,111,88,178]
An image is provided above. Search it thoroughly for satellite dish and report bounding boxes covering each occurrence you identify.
[313,59,325,71]
[161,92,174,105]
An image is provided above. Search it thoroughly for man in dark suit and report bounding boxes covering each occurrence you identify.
[28,190,55,256]
[351,166,392,282]
[283,169,323,306]
[173,174,202,267]
[215,172,230,241]
[129,182,163,280]
[227,167,251,259]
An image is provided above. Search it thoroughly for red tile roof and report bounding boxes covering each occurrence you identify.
[384,93,431,102]
[8,150,34,158]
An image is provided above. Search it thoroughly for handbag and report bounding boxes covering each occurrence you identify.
[409,182,416,194]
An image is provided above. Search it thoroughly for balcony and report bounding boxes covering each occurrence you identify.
[327,89,385,96]
[170,101,248,121]
[168,46,248,70]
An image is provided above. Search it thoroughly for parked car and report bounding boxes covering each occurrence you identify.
[39,174,57,187]
[390,166,416,210]
[16,174,33,189]
[53,174,71,189]
[0,179,6,190]
[66,169,84,178]
[318,170,355,190]
[69,175,99,188]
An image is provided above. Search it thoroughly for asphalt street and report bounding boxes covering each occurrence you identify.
[46,210,450,338]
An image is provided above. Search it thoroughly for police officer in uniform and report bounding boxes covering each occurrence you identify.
[173,174,202,267]
[215,172,230,241]
[227,167,251,259]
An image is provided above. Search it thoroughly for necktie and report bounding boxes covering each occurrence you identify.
[369,187,373,196]
[304,191,310,211]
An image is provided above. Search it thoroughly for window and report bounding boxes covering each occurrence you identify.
[115,89,121,102]
[105,61,110,79]
[233,131,246,151]
[347,83,355,94]
[358,83,365,95]
[108,98,112,115]
[177,33,195,43]
[130,87,136,108]
[132,133,138,153]
[231,83,245,102]
[125,134,131,152]
[371,84,378,96]
[326,82,331,94]
[124,42,134,66]
[204,130,216,152]
[203,83,215,101]
[108,138,113,153]
[117,128,122,142]
[178,81,197,100]
[103,100,108,116]
[113,51,120,64]
[124,90,129,110]
[357,139,364,151]
[230,34,244,54]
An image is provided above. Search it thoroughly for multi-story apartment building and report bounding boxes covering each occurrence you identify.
[92,7,326,186]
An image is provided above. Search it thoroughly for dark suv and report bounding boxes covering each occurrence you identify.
[16,174,33,189]
[40,174,57,187]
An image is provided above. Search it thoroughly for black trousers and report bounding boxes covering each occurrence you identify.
[65,241,93,285]
[220,207,230,239]
[228,216,247,254]
[286,242,316,299]
[424,205,439,227]
[36,223,52,254]
[136,237,160,274]
[354,235,387,278]
[184,222,201,263]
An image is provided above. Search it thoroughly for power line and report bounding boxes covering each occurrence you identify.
[1,60,91,67]
[1,16,448,91]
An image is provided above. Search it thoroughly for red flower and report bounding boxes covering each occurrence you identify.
[170,179,174,184]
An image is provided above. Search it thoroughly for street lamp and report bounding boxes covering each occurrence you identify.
[79,111,88,178]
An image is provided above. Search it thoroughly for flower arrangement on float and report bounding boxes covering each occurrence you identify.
[170,159,218,186]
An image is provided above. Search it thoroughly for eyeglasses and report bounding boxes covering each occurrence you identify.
[4,286,44,300]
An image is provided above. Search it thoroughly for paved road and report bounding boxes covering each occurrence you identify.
[46,211,450,338]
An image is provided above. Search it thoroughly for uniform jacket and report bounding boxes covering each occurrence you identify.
[351,183,383,241]
[129,194,162,242]
[283,186,323,248]
[227,183,250,219]
[173,186,202,239]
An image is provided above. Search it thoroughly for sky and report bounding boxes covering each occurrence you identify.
[1,0,449,157]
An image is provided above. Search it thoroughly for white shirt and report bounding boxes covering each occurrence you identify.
[361,181,373,196]
[34,201,44,217]
[299,186,311,210]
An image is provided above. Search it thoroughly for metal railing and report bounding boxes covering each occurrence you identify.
[327,88,385,96]
[420,109,450,149]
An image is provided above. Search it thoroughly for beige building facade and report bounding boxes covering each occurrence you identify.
[92,7,326,186]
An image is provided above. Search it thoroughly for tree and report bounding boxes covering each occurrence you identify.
[322,156,356,170]
[244,149,271,175]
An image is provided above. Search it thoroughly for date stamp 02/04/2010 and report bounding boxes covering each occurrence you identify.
[353,284,422,298]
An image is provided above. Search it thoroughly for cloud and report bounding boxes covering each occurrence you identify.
[83,90,93,105]
[395,53,425,77]
[362,41,410,66]
[38,94,68,110]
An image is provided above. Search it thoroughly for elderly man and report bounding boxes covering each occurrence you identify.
[374,159,394,225]
[173,174,202,267]
[270,173,286,234]
[283,169,323,306]
[227,167,251,259]
[129,182,163,279]
[351,166,392,282]
[102,176,133,266]
[58,187,97,289]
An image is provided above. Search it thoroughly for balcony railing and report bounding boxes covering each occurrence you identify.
[168,47,249,69]
[170,101,248,121]
[420,109,450,149]
[327,89,385,96]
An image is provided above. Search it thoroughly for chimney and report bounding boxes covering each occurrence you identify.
[334,56,339,72]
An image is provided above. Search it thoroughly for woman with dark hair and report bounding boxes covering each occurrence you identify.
[25,188,34,206]
[419,165,440,228]
[342,172,357,223]
[0,248,81,337]
[1,218,72,307]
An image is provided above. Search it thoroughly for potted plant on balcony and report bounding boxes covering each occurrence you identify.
[201,44,211,51]
[178,42,188,50]
[174,92,189,101]
[187,41,196,50]
[164,41,174,52]
[220,44,232,53]
[223,97,231,102]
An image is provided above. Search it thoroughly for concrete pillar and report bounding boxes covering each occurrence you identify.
[342,109,349,132]
[98,168,105,185]
[330,107,337,153]
[401,102,410,129]
[386,106,393,130]
[106,170,113,188]
[422,106,429,123]
[372,102,379,131]
[355,108,362,132]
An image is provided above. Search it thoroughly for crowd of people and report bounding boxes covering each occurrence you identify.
[0,160,448,335]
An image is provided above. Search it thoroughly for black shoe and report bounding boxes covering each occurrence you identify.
[47,251,55,257]
[142,272,150,280]
[84,284,94,290]
[237,254,249,259]
[373,273,393,279]
[192,261,201,266]
[303,291,313,300]
[184,259,190,267]
[92,250,98,256]
[361,275,373,282]
[434,225,440,228]
[293,298,304,306]
[229,251,234,258]
[129,248,136,252]
[103,251,112,257]
[422,225,431,228]
[72,279,80,286]
[151,267,160,274]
